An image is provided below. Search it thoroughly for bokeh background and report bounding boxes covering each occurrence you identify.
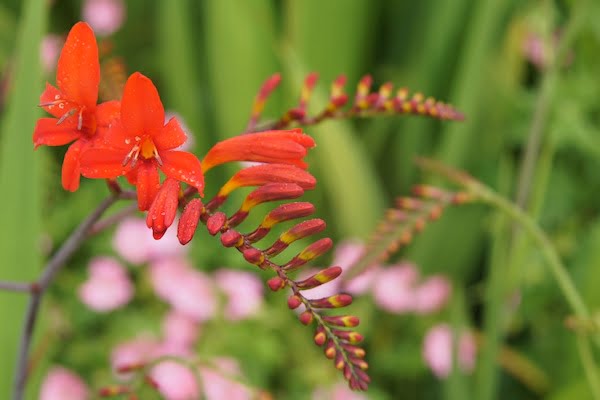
[1,0,600,399]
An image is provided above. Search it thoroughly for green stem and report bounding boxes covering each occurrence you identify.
[577,335,600,400]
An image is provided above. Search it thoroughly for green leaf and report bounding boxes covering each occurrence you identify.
[0,0,48,396]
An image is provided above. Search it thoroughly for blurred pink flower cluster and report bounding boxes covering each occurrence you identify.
[303,240,452,315]
[43,216,264,399]
[422,324,477,379]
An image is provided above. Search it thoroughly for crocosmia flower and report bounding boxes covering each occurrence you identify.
[33,22,120,191]
[81,72,204,210]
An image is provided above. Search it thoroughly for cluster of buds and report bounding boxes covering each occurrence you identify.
[347,186,472,278]
[246,72,464,132]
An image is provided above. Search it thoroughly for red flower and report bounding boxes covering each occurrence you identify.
[81,72,204,210]
[33,21,120,191]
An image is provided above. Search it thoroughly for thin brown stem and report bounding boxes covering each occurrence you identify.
[0,281,32,293]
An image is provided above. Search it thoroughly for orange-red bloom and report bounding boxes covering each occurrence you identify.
[33,22,120,191]
[81,72,204,210]
[201,129,316,172]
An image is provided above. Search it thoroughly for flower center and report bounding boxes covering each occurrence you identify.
[40,96,96,136]
[122,136,163,168]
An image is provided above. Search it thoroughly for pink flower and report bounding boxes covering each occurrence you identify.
[163,311,201,349]
[82,0,125,36]
[372,263,419,313]
[113,217,187,265]
[40,34,63,74]
[111,335,160,374]
[200,358,252,400]
[422,324,477,378]
[78,257,133,312]
[214,269,263,320]
[413,275,452,314]
[150,259,217,322]
[40,366,88,400]
[313,382,367,400]
[151,361,199,400]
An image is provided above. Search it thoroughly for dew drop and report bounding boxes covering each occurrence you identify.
[54,94,60,100]
[135,136,141,142]
[58,103,65,109]
[125,138,131,145]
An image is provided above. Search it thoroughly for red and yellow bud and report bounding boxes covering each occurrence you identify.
[296,266,342,290]
[324,340,336,359]
[267,276,286,291]
[284,237,333,271]
[240,183,304,213]
[287,295,302,309]
[299,311,313,325]
[314,326,327,346]
[146,178,180,239]
[177,198,203,245]
[217,164,316,198]
[332,329,363,344]
[242,247,265,266]
[308,293,353,309]
[220,229,243,248]
[322,315,360,328]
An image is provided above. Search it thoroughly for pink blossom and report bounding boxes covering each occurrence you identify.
[78,257,133,312]
[82,0,125,36]
[113,217,187,265]
[214,269,263,320]
[163,311,201,349]
[39,366,88,400]
[422,324,477,378]
[372,263,419,313]
[413,275,452,314]
[151,361,199,400]
[313,382,367,400]
[150,259,217,322]
[333,240,377,295]
[40,34,63,74]
[111,335,160,374]
[200,358,252,400]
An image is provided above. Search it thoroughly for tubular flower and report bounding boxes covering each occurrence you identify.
[81,72,204,210]
[201,128,316,172]
[33,21,120,192]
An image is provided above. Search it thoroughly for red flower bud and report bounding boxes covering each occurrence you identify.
[299,311,313,325]
[266,276,286,291]
[296,266,342,290]
[146,178,180,239]
[177,198,203,245]
[308,293,353,309]
[206,211,227,235]
[220,229,242,248]
[287,295,302,309]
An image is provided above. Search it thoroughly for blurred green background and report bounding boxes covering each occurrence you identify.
[1,0,600,398]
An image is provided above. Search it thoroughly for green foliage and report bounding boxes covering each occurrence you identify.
[2,0,600,399]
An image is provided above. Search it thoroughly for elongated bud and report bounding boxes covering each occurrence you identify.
[202,129,316,171]
[206,212,227,235]
[267,276,286,291]
[246,202,315,243]
[284,238,333,271]
[220,229,242,248]
[354,75,373,109]
[218,164,316,198]
[241,183,304,212]
[299,72,318,110]
[308,293,352,309]
[266,219,326,256]
[296,266,342,290]
[288,295,302,309]
[335,352,345,370]
[322,315,360,328]
[248,73,281,130]
[177,198,203,244]
[146,178,180,239]
[341,343,366,358]
[349,357,369,370]
[332,329,363,344]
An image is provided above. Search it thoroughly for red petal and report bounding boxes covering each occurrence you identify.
[160,151,204,195]
[62,140,86,192]
[56,22,99,110]
[80,148,128,178]
[121,72,165,136]
[39,83,72,118]
[154,117,187,150]
[33,118,80,149]
[135,160,160,211]
[96,100,121,128]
